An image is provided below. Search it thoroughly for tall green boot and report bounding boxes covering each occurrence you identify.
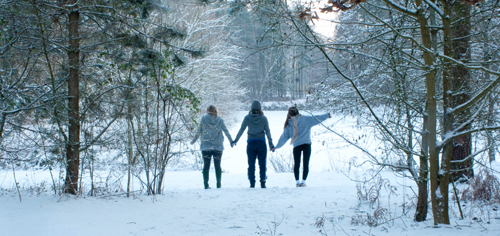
[203,170,210,189]
[215,169,222,188]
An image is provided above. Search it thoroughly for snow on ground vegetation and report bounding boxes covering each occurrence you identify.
[1,110,499,235]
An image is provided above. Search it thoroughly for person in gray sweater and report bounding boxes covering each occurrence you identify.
[273,106,331,187]
[191,105,234,189]
[232,100,274,188]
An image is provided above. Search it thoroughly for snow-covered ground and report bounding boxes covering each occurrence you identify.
[1,110,499,235]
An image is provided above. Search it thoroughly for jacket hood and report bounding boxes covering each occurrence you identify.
[247,113,265,125]
[202,114,222,125]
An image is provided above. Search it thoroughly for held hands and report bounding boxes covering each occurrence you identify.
[270,144,275,152]
[230,141,237,148]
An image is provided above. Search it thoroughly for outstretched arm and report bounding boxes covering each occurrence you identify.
[307,113,331,127]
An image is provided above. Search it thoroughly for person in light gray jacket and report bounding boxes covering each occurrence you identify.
[232,100,274,188]
[191,105,234,189]
[273,106,331,187]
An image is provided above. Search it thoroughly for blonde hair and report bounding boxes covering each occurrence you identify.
[207,105,217,116]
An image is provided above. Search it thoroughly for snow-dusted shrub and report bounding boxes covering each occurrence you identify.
[82,169,125,197]
[350,207,389,227]
[268,151,293,173]
[356,175,385,204]
[28,181,48,196]
[461,169,500,204]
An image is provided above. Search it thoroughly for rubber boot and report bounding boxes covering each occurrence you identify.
[203,170,210,189]
[215,168,222,188]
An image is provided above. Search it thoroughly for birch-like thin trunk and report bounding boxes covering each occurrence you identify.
[484,48,495,163]
[487,92,495,163]
[127,115,133,197]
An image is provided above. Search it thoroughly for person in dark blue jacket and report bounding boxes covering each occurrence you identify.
[232,100,274,188]
[273,106,331,187]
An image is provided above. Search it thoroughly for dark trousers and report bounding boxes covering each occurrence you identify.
[293,144,311,181]
[202,150,222,188]
[202,150,222,173]
[247,140,267,183]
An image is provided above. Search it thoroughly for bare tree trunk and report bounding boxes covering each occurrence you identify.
[64,4,81,195]
[487,92,495,163]
[450,3,473,181]
[483,26,495,163]
[12,161,22,202]
[415,104,428,222]
[0,114,5,142]
[415,0,439,224]
[127,115,134,197]
[433,2,454,224]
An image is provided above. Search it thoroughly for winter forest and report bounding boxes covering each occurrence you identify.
[1,0,500,235]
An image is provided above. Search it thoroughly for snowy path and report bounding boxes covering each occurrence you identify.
[2,171,498,236]
[0,171,356,236]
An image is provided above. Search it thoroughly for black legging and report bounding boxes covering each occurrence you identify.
[202,150,222,173]
[293,144,311,181]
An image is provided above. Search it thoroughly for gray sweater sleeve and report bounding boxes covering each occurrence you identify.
[264,117,273,147]
[190,124,202,144]
[221,119,234,144]
[233,117,247,143]
[275,125,291,149]
[307,113,330,127]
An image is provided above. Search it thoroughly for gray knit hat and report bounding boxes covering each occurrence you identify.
[251,100,261,110]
